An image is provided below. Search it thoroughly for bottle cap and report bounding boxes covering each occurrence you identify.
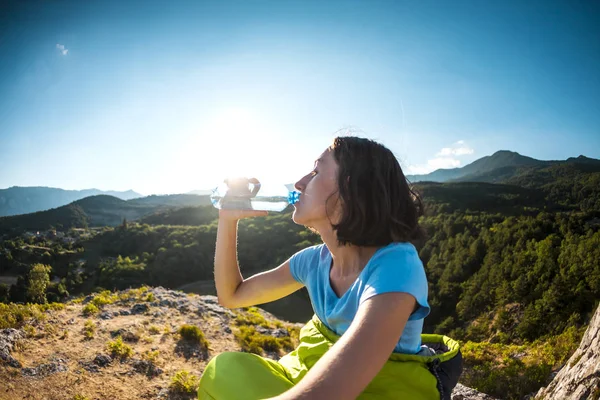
[288,191,300,205]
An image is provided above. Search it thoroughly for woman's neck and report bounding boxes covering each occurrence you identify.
[319,228,380,278]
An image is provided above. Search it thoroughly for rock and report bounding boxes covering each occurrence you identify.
[110,328,140,343]
[535,306,600,400]
[79,360,100,373]
[149,288,234,318]
[256,326,270,335]
[131,359,163,377]
[94,354,112,367]
[272,328,289,338]
[99,311,113,320]
[451,383,498,399]
[255,327,288,338]
[130,303,149,315]
[159,299,175,307]
[119,309,131,316]
[200,295,218,304]
[22,361,68,377]
[79,354,112,373]
[156,388,169,399]
[0,328,24,368]
[81,295,94,304]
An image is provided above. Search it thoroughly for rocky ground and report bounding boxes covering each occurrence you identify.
[2,286,597,400]
[0,287,300,400]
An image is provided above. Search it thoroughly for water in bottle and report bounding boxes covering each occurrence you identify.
[210,177,300,212]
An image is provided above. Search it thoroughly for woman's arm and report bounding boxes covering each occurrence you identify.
[270,292,416,400]
[214,215,304,308]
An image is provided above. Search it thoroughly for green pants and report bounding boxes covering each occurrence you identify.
[198,315,461,400]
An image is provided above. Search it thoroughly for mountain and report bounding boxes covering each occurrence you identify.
[0,194,212,235]
[128,194,211,208]
[187,189,214,195]
[0,186,143,217]
[405,150,586,183]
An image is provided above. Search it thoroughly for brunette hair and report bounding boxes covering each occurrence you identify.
[326,136,425,247]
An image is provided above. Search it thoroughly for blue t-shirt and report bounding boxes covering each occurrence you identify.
[290,242,430,354]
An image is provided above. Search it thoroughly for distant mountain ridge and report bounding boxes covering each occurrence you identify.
[406,150,600,183]
[3,150,598,234]
[0,193,213,235]
[0,186,143,217]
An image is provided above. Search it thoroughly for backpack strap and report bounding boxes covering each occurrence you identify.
[427,348,463,400]
[428,358,445,400]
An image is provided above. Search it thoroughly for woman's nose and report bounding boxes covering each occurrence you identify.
[294,175,307,192]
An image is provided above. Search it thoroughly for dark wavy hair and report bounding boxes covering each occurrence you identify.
[326,136,425,248]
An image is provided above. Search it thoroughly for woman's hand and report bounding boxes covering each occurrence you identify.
[218,208,268,222]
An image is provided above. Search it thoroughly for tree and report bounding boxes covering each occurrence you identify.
[27,263,52,304]
[0,283,9,303]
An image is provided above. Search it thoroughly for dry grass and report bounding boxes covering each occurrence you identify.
[0,290,301,400]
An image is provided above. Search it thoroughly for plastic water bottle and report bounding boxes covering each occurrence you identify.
[210,177,300,212]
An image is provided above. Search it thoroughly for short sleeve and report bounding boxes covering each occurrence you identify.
[359,244,430,320]
[289,244,323,285]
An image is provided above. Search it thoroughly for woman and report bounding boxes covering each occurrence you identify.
[199,136,462,400]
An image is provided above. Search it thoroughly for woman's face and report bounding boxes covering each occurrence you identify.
[292,148,341,228]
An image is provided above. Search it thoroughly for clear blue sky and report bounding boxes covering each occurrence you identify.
[1,0,599,195]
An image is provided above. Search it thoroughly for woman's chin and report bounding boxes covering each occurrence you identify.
[292,209,308,225]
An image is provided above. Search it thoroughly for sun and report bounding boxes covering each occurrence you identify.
[179,107,292,192]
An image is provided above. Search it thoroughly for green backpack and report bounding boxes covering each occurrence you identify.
[199,314,462,400]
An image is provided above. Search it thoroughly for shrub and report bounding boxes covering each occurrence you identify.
[82,303,99,316]
[148,325,161,334]
[178,325,209,348]
[140,335,154,344]
[169,370,199,394]
[117,286,152,302]
[91,290,118,308]
[0,303,44,330]
[23,324,37,338]
[234,325,293,355]
[235,307,271,328]
[460,325,584,400]
[143,350,160,363]
[83,320,96,340]
[43,323,57,337]
[107,337,133,359]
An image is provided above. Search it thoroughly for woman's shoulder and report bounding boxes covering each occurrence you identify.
[376,242,420,259]
[366,242,424,273]
[291,243,327,263]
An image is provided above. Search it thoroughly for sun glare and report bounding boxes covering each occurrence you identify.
[207,108,287,184]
